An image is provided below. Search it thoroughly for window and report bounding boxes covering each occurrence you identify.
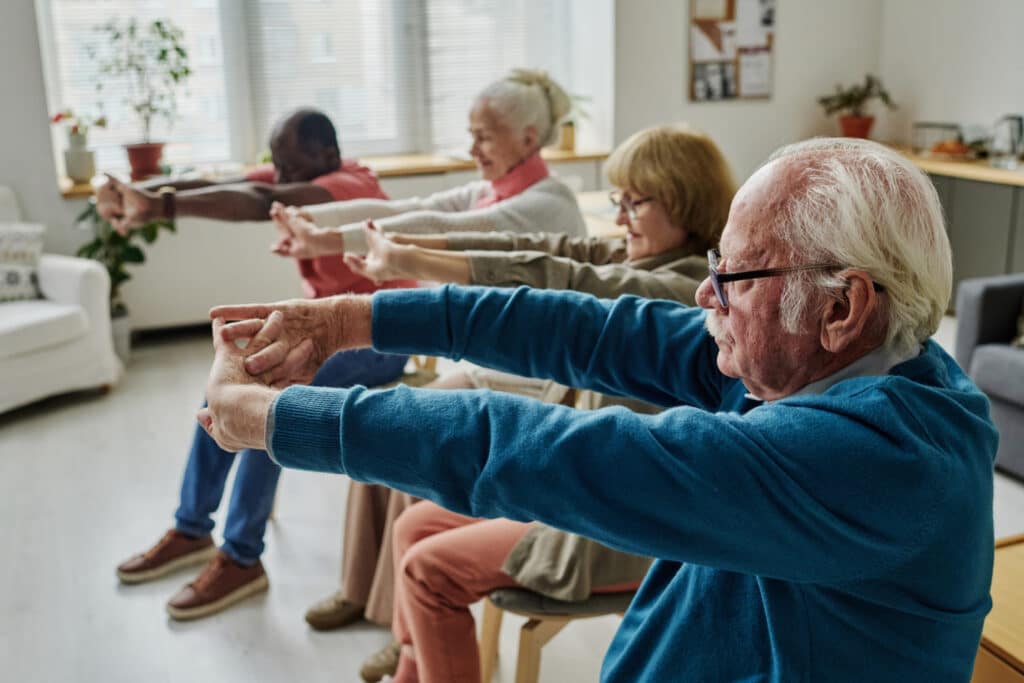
[36,0,587,173]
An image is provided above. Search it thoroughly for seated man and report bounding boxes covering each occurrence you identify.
[202,138,997,682]
[110,109,411,620]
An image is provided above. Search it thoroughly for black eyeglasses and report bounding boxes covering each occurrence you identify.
[608,191,653,220]
[707,248,883,309]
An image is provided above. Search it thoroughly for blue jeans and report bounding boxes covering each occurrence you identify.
[174,348,409,565]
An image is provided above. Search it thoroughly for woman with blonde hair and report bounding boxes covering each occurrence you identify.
[282,123,735,682]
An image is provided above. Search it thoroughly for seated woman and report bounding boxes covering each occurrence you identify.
[280,124,735,683]
[271,67,586,264]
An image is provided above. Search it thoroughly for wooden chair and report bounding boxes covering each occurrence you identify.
[478,587,635,683]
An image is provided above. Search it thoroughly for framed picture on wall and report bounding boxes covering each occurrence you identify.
[689,0,774,101]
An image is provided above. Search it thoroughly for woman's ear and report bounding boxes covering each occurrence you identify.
[522,125,539,151]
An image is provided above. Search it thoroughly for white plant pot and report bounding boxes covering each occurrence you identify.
[64,146,96,184]
[111,313,132,365]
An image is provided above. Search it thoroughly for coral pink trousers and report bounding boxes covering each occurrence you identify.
[389,501,639,683]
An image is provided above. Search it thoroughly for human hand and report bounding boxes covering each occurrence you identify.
[196,317,280,452]
[109,181,162,236]
[342,221,410,283]
[209,294,374,386]
[95,174,124,224]
[269,202,336,259]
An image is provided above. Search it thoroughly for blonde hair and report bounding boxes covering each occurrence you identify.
[477,68,572,148]
[605,124,735,252]
[765,138,952,355]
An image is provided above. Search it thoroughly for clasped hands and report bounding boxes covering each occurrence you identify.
[96,174,164,235]
[197,294,374,453]
[269,202,412,282]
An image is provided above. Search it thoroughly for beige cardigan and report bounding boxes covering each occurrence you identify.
[445,231,708,600]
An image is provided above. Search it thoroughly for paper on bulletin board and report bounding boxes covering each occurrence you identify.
[691,21,737,62]
[739,49,772,97]
[735,0,769,47]
[693,0,728,20]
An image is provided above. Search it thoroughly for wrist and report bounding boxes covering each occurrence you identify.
[313,227,345,256]
[326,295,374,351]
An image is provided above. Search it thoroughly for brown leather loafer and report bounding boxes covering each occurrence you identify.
[304,590,365,631]
[116,529,217,584]
[166,551,269,621]
[360,640,401,682]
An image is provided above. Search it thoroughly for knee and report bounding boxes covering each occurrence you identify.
[392,506,423,562]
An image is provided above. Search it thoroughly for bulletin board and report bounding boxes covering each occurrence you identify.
[689,0,774,101]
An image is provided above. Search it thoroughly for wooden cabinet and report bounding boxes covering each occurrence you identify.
[927,174,1022,312]
[1011,189,1024,275]
[972,535,1024,682]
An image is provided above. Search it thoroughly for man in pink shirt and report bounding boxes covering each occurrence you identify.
[107,109,411,620]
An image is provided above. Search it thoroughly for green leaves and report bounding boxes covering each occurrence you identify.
[817,74,897,117]
[90,17,192,143]
[74,200,175,313]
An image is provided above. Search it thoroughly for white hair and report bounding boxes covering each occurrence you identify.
[476,68,571,148]
[764,138,952,356]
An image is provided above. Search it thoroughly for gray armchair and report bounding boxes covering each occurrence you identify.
[955,274,1024,480]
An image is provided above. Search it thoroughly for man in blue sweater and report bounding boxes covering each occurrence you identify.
[199,138,997,682]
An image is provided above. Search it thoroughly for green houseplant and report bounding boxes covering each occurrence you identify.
[91,18,192,180]
[557,93,592,152]
[75,200,175,359]
[817,74,896,139]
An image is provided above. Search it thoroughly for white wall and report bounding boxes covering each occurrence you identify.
[613,0,885,181]
[876,0,1024,145]
[0,2,89,255]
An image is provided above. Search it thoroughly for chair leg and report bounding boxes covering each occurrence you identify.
[479,599,504,682]
[515,618,570,683]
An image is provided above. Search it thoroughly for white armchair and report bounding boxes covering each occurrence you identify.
[0,187,122,414]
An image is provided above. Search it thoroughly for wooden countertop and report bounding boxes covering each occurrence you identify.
[59,148,610,199]
[895,147,1024,188]
[979,534,1024,676]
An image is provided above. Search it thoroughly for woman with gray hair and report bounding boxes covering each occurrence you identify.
[270,68,585,262]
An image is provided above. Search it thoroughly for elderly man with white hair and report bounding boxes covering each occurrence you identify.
[200,138,997,683]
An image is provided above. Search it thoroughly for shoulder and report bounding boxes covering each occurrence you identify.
[313,162,388,201]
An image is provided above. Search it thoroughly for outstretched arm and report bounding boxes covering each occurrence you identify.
[99,175,334,233]
[211,284,726,409]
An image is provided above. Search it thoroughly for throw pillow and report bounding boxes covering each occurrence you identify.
[0,223,44,302]
[1012,300,1024,349]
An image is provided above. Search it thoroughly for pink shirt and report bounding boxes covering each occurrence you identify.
[246,161,415,298]
[473,151,550,208]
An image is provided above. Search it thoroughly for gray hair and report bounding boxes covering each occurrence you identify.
[764,138,952,356]
[476,68,571,148]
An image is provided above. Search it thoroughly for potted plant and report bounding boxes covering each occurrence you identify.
[51,108,107,184]
[817,74,896,139]
[90,18,192,180]
[557,94,592,152]
[75,200,175,361]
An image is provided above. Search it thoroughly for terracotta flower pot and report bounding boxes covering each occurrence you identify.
[124,142,165,181]
[838,115,875,139]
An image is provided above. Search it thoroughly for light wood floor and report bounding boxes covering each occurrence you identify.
[1,320,1022,683]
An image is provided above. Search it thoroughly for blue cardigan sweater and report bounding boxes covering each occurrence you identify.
[269,285,997,682]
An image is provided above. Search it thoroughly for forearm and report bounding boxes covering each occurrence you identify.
[390,233,450,250]
[390,246,471,284]
[173,184,280,221]
[137,177,230,192]
[304,198,423,228]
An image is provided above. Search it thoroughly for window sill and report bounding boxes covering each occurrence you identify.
[58,148,610,199]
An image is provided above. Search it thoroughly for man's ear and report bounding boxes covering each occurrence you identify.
[820,270,880,353]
